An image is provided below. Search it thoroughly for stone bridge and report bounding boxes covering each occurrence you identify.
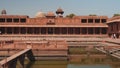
[0,48,35,68]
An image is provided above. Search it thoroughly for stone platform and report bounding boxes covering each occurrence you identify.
[0,37,120,60]
[0,40,68,60]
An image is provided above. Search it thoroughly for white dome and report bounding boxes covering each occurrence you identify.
[35,12,46,18]
[46,11,55,16]
[1,9,7,15]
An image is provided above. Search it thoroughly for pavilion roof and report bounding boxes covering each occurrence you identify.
[107,19,120,24]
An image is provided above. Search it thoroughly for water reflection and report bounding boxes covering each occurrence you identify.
[68,64,111,68]
[17,54,120,68]
[25,61,67,68]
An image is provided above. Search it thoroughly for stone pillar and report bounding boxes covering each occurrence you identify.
[79,28,80,35]
[73,28,75,34]
[60,28,61,34]
[119,23,120,38]
[108,25,109,34]
[87,19,88,23]
[5,18,6,23]
[5,28,7,34]
[46,27,48,35]
[93,19,95,23]
[67,28,68,35]
[12,27,14,34]
[93,28,95,35]
[115,23,117,32]
[27,50,35,61]
[39,28,41,34]
[119,23,120,31]
[32,27,34,34]
[19,27,20,34]
[18,54,25,68]
[8,58,17,68]
[100,19,101,23]
[18,18,20,23]
[113,23,115,33]
[100,28,102,35]
[26,27,27,34]
[80,28,82,35]
[53,27,55,35]
[87,28,88,35]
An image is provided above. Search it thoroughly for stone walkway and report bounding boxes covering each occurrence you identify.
[0,40,68,50]
[104,38,120,44]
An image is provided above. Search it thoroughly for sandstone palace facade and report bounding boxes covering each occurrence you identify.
[0,8,120,39]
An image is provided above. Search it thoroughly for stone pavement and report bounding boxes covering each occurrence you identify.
[0,40,68,50]
[104,38,120,44]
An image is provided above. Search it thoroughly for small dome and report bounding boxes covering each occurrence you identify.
[56,8,64,14]
[46,11,55,17]
[56,8,63,12]
[1,9,7,15]
[35,12,46,18]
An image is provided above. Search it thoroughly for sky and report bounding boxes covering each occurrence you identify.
[0,0,120,18]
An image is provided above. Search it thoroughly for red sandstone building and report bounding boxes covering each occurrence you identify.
[107,16,120,38]
[0,8,119,38]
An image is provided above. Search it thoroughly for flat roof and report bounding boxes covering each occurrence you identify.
[0,24,108,27]
[0,15,29,18]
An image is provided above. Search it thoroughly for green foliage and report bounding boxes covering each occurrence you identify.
[66,13,76,18]
[89,14,97,16]
[113,14,120,17]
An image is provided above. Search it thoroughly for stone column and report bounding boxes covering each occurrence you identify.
[100,28,102,35]
[108,25,109,34]
[119,23,120,30]
[11,27,13,34]
[100,19,102,23]
[113,23,115,32]
[80,28,82,34]
[93,28,95,35]
[32,27,34,34]
[26,27,27,34]
[60,28,61,34]
[19,27,20,34]
[27,50,35,61]
[19,54,25,68]
[5,27,7,34]
[46,27,48,35]
[87,19,88,23]
[67,27,68,35]
[87,28,88,35]
[8,58,17,68]
[119,23,120,33]
[73,28,75,34]
[53,27,55,35]
[114,23,116,33]
[39,27,41,34]
[93,19,95,23]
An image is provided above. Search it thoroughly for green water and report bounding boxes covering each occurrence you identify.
[16,56,120,68]
[16,47,120,68]
[68,65,111,68]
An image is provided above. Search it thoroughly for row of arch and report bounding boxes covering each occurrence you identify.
[0,27,107,35]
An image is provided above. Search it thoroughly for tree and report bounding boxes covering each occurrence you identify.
[66,13,76,18]
[113,14,120,17]
[89,14,97,16]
